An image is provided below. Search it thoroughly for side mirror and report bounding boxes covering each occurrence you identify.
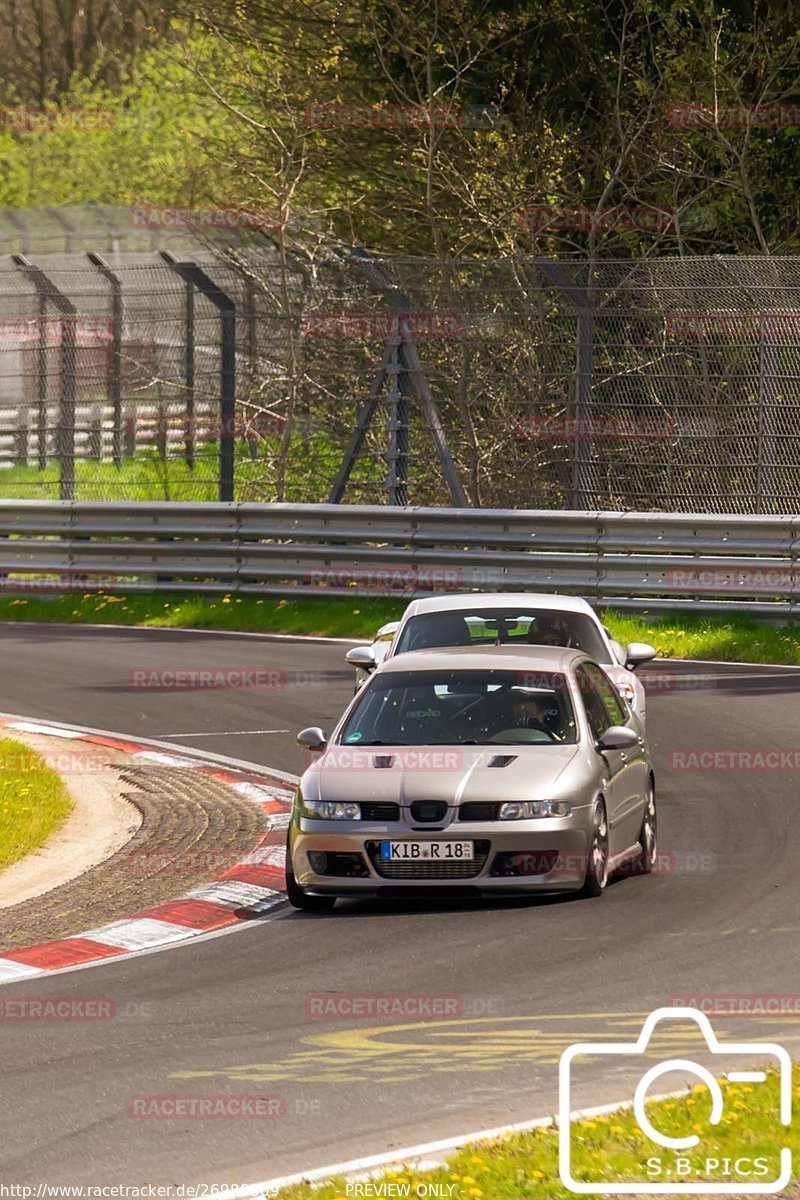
[297,726,328,751]
[597,726,640,752]
[376,621,400,640]
[625,642,657,670]
[345,646,377,670]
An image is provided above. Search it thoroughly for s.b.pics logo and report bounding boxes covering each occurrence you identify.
[559,1007,791,1194]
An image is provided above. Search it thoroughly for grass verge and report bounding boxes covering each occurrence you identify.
[278,1067,799,1199]
[0,591,799,665]
[0,736,74,871]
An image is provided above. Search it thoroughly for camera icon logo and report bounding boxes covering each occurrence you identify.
[559,1006,791,1194]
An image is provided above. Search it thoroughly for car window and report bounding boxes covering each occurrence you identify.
[582,662,628,726]
[574,665,612,740]
[394,608,611,661]
[338,669,577,746]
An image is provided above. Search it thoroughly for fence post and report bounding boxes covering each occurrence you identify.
[185,281,195,468]
[87,253,123,467]
[35,280,48,469]
[574,306,594,509]
[12,255,76,500]
[535,260,595,511]
[160,252,236,502]
[347,247,467,506]
[386,337,410,505]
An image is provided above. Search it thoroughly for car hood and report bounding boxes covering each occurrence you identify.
[302,743,581,804]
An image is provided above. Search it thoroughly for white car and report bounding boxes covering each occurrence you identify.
[345,593,656,725]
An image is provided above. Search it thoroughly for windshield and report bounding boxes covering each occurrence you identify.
[338,668,577,747]
[393,608,612,663]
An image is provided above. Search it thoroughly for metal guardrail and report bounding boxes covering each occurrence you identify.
[0,501,798,616]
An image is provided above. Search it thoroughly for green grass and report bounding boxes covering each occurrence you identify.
[605,610,800,666]
[0,590,401,637]
[0,454,221,500]
[277,1068,799,1200]
[0,592,798,664]
[0,432,380,501]
[0,736,74,870]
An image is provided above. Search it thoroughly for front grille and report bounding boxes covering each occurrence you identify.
[361,802,401,821]
[459,802,501,821]
[366,840,490,879]
[409,800,448,823]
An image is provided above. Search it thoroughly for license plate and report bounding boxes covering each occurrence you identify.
[380,840,473,862]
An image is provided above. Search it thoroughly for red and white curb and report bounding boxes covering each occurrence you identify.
[0,716,297,984]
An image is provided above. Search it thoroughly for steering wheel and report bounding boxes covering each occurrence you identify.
[488,727,559,744]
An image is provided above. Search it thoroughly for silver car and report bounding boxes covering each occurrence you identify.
[286,645,657,911]
[345,593,656,725]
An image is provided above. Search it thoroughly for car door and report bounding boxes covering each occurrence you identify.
[574,663,627,859]
[585,662,647,850]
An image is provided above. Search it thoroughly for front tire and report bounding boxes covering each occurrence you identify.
[285,852,336,912]
[635,777,657,875]
[579,800,609,898]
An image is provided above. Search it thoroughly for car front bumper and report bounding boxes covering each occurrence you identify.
[290,813,594,895]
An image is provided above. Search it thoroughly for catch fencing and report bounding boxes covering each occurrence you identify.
[0,230,798,513]
[1,501,800,615]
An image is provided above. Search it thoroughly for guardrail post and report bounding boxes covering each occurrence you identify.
[160,252,236,502]
[12,254,76,500]
[87,253,123,468]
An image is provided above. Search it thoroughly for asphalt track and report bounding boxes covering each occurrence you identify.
[1,623,800,1187]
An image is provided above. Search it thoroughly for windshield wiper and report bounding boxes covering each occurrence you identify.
[355,739,409,746]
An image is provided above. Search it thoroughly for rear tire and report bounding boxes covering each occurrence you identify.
[635,777,657,875]
[579,800,609,898]
[285,852,336,912]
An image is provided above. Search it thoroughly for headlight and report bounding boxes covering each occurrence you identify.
[300,800,361,820]
[499,800,572,819]
[617,681,636,708]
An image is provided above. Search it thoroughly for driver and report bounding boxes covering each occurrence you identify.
[510,692,551,731]
[527,614,574,648]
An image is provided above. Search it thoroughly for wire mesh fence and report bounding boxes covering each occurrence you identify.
[0,225,797,511]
